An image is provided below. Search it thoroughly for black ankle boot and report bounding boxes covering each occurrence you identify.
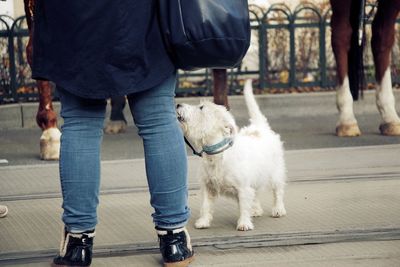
[156,227,194,267]
[52,228,95,267]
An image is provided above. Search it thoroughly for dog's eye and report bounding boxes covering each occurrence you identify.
[199,105,204,110]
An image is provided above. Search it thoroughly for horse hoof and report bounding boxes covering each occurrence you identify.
[336,124,361,137]
[40,127,61,160]
[379,123,400,136]
[104,120,127,134]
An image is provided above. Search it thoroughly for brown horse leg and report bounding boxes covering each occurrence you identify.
[104,96,127,134]
[371,0,400,135]
[330,0,361,137]
[24,0,61,160]
[212,69,229,110]
[37,80,61,160]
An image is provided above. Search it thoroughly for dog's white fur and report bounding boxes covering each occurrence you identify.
[177,80,286,231]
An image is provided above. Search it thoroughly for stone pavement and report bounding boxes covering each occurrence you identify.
[1,90,400,165]
[0,145,400,266]
[0,91,400,266]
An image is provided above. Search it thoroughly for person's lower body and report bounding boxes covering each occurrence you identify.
[52,73,193,266]
[127,74,193,266]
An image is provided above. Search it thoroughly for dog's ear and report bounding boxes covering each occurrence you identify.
[223,115,238,136]
[223,124,236,136]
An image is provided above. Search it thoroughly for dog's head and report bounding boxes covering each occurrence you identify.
[176,100,238,150]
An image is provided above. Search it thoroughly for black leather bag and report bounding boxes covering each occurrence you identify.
[158,0,251,70]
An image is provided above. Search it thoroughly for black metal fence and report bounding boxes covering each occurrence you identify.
[1,3,400,103]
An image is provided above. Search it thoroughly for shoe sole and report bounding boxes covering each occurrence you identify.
[164,255,194,267]
[50,256,193,267]
[51,263,90,267]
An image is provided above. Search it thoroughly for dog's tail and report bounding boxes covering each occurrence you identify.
[243,79,269,127]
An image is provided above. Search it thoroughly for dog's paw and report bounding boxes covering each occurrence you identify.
[271,205,287,218]
[195,217,211,229]
[236,218,254,231]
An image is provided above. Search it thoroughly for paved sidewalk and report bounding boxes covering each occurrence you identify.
[1,145,399,266]
[0,90,399,266]
[1,90,400,166]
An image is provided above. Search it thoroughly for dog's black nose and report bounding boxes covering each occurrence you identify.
[176,104,182,109]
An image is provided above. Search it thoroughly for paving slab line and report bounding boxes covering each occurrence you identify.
[1,145,399,264]
[2,227,400,265]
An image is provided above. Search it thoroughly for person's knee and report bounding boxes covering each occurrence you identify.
[135,110,179,135]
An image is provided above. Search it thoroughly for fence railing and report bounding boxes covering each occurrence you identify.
[1,3,400,103]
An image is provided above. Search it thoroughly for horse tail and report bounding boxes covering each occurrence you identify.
[348,0,366,101]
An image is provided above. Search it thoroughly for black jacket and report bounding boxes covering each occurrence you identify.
[32,0,175,99]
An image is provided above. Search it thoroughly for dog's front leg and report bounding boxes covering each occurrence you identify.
[236,187,255,231]
[195,185,216,229]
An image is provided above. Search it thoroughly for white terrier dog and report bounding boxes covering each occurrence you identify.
[176,80,287,231]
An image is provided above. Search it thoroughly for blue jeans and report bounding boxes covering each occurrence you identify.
[58,74,190,232]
